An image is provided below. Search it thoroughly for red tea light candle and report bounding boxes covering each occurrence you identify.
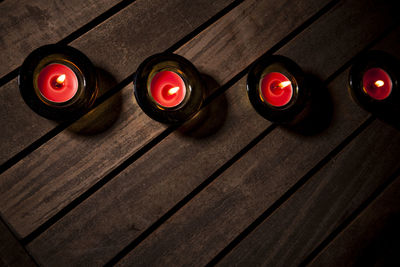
[247,55,308,123]
[348,51,399,120]
[134,53,204,124]
[362,68,392,100]
[348,51,400,123]
[37,63,79,102]
[19,44,97,120]
[150,70,186,108]
[260,72,293,107]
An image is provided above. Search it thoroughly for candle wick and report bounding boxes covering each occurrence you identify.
[53,74,66,89]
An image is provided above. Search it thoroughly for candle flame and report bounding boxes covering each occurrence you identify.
[278,81,291,88]
[168,86,180,95]
[56,74,66,84]
[374,80,384,87]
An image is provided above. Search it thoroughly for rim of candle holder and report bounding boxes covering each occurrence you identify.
[134,53,204,124]
[247,55,308,123]
[19,44,98,120]
[348,50,399,115]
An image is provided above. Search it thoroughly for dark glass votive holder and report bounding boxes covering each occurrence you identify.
[19,44,97,120]
[247,55,309,123]
[134,53,204,124]
[348,50,399,118]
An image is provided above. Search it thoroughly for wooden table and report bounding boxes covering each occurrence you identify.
[1,0,399,266]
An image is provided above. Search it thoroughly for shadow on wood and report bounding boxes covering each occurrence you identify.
[376,113,400,131]
[68,68,122,135]
[354,213,400,266]
[178,74,228,138]
[285,74,333,135]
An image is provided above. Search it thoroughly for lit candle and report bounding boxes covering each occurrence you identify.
[149,70,186,108]
[134,53,204,124]
[19,44,97,120]
[37,63,79,103]
[260,72,293,107]
[362,68,392,100]
[348,50,399,120]
[247,55,308,123]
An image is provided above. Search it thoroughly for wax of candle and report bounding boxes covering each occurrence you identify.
[260,72,293,107]
[150,70,186,108]
[362,68,392,100]
[37,63,78,103]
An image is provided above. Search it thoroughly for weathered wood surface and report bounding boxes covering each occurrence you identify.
[0,220,36,267]
[0,0,398,265]
[215,29,400,266]
[0,0,235,166]
[310,174,400,267]
[25,0,400,266]
[0,0,120,78]
[0,0,236,237]
[0,0,329,240]
[114,2,399,266]
[24,0,334,264]
[217,119,400,266]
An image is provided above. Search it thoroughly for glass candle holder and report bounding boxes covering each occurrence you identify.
[247,55,309,123]
[19,44,97,120]
[348,50,399,117]
[134,53,204,124]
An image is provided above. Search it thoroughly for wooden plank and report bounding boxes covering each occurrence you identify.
[112,6,399,267]
[310,175,400,267]
[26,0,398,265]
[0,220,36,267]
[0,0,329,240]
[0,0,235,166]
[214,28,400,265]
[217,119,400,266]
[22,0,335,265]
[0,0,120,78]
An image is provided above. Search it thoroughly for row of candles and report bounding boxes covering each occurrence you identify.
[19,45,398,124]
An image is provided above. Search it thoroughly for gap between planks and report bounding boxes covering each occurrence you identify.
[0,0,137,87]
[0,0,244,174]
[207,22,399,264]
[111,8,400,267]
[301,167,400,266]
[308,172,400,266]
[26,0,398,266]
[20,0,339,247]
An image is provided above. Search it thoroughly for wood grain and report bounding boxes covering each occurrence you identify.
[215,28,400,266]
[114,4,399,266]
[213,28,400,266]
[0,0,234,166]
[0,220,36,267]
[28,78,268,267]
[26,0,398,265]
[310,175,400,267]
[0,0,328,240]
[217,119,400,266]
[115,74,365,265]
[0,0,120,78]
[22,0,335,265]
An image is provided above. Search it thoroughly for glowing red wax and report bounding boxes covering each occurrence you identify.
[362,68,392,100]
[150,70,186,108]
[37,63,78,103]
[260,72,293,107]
